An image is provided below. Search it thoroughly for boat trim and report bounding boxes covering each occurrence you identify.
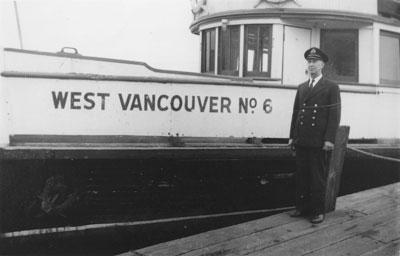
[1,71,387,94]
[0,71,286,89]
[190,8,400,33]
[2,48,263,82]
[1,135,399,160]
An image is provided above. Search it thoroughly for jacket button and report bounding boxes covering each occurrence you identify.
[303,103,306,106]
[312,123,315,126]
[300,122,303,125]
[314,104,318,107]
[302,109,305,112]
[312,116,316,119]
[314,110,317,113]
[301,116,304,118]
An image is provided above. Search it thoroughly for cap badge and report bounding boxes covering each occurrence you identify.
[311,48,316,54]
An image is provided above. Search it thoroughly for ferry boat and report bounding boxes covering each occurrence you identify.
[0,0,399,253]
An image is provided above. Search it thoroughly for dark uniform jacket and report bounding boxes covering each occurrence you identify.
[290,77,341,148]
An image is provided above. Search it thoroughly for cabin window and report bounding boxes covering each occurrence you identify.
[218,26,240,76]
[244,25,272,77]
[380,31,400,85]
[320,29,358,83]
[201,29,216,74]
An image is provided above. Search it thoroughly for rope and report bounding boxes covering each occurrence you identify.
[1,206,294,238]
[347,146,400,163]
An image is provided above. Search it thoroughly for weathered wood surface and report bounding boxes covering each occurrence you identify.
[325,125,350,212]
[120,182,400,256]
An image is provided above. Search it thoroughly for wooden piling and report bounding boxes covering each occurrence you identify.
[325,125,350,213]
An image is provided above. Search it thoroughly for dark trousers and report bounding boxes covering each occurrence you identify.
[294,146,330,215]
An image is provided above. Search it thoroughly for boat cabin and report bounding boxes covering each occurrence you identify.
[190,0,400,87]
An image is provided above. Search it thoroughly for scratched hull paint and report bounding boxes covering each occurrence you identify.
[0,158,398,254]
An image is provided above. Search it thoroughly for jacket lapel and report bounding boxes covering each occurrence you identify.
[299,82,311,101]
[305,77,325,101]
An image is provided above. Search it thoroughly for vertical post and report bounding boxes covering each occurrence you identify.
[372,25,380,86]
[214,27,219,76]
[199,30,203,73]
[239,24,245,78]
[324,126,350,213]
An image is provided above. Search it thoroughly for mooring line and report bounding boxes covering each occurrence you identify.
[0,206,294,238]
[347,147,400,163]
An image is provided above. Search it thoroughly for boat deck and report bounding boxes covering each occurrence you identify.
[121,182,400,256]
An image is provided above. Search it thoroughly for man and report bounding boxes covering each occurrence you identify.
[288,47,341,224]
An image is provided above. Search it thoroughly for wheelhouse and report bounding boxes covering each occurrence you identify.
[191,0,400,87]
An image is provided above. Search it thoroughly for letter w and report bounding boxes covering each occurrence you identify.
[52,91,68,109]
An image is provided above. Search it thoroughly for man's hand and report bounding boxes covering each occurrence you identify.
[322,141,334,151]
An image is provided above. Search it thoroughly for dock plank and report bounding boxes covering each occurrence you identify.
[361,219,400,244]
[344,193,400,214]
[139,194,397,256]
[247,206,400,255]
[336,183,399,207]
[181,210,362,256]
[122,182,400,256]
[360,240,400,256]
[304,236,383,256]
[136,214,297,256]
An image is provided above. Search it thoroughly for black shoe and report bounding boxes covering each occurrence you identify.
[310,214,325,224]
[290,209,306,217]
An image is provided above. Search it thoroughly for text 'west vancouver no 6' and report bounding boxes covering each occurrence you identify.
[51,91,273,114]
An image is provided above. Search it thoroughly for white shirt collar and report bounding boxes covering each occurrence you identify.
[310,74,322,85]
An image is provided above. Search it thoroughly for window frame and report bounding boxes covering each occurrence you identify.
[218,25,241,76]
[243,24,272,78]
[201,29,216,74]
[320,29,359,83]
[379,30,400,86]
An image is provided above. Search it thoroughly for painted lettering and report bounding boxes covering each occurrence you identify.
[144,94,156,111]
[84,92,95,110]
[97,93,110,110]
[239,97,248,113]
[221,97,231,113]
[184,95,195,112]
[52,91,109,110]
[158,95,169,111]
[171,95,183,111]
[117,93,235,113]
[263,99,273,113]
[198,96,209,112]
[53,92,240,114]
[130,94,142,110]
[119,93,131,110]
[209,96,218,113]
[70,92,82,109]
[52,91,68,109]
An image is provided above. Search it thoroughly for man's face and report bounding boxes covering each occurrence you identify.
[307,59,324,77]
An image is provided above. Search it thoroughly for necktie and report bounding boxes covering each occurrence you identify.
[310,79,315,89]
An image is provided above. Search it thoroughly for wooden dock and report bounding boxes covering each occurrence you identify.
[119,182,400,256]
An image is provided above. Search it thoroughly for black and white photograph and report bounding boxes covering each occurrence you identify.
[0,0,399,255]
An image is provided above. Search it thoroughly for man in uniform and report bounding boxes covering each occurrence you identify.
[288,47,341,224]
